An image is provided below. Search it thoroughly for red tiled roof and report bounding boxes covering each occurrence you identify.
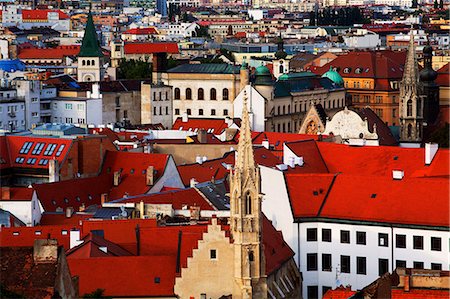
[100,151,170,200]
[1,135,72,170]
[436,63,449,87]
[0,225,77,249]
[66,233,133,258]
[116,188,215,210]
[124,42,179,54]
[284,140,329,174]
[286,173,450,227]
[391,289,450,298]
[33,175,111,212]
[123,27,158,35]
[18,45,80,59]
[22,9,69,20]
[0,187,33,201]
[323,286,356,299]
[172,117,235,134]
[68,255,176,297]
[39,213,93,226]
[317,50,406,80]
[177,147,280,186]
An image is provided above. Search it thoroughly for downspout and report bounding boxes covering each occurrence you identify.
[176,230,182,274]
[391,224,394,272]
[135,224,140,256]
[297,222,300,267]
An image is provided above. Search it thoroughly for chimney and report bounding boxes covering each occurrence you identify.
[65,207,74,218]
[146,166,154,186]
[196,155,203,164]
[425,143,438,165]
[113,171,121,186]
[190,206,200,221]
[404,274,410,292]
[33,239,58,264]
[101,193,109,205]
[198,129,207,144]
[48,159,60,183]
[262,139,269,149]
[79,203,85,212]
[392,170,404,180]
[295,156,304,166]
[225,117,233,127]
[139,200,145,219]
[288,157,295,168]
[1,187,10,200]
[182,113,188,123]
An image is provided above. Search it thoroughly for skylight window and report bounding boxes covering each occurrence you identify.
[43,143,57,156]
[26,158,37,165]
[371,193,377,198]
[32,143,45,155]
[55,144,65,157]
[19,142,34,154]
[15,157,25,164]
[38,159,49,166]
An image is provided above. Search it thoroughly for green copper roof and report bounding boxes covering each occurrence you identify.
[255,65,270,76]
[240,61,248,70]
[278,73,289,81]
[78,13,103,57]
[167,63,240,74]
[321,66,344,86]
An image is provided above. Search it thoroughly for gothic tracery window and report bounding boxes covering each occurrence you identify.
[245,191,252,215]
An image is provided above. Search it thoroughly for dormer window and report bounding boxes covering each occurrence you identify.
[343,67,351,73]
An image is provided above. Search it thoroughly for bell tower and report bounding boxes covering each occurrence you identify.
[77,12,105,82]
[399,30,423,143]
[230,91,267,299]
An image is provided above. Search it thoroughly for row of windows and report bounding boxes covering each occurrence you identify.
[81,59,96,66]
[174,88,229,101]
[174,108,229,117]
[153,106,170,116]
[153,91,169,101]
[306,228,444,251]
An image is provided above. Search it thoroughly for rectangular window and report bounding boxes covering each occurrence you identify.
[413,261,424,269]
[38,159,49,165]
[210,249,217,259]
[32,112,39,117]
[32,143,45,155]
[341,255,350,273]
[154,107,157,115]
[396,260,406,268]
[15,157,25,164]
[53,102,57,110]
[65,117,73,123]
[223,109,228,116]
[19,142,34,154]
[211,109,216,116]
[26,157,36,165]
[396,234,406,248]
[379,258,389,275]
[43,143,57,156]
[307,253,317,271]
[356,231,366,245]
[357,257,367,275]
[413,236,423,249]
[431,237,442,251]
[322,254,332,272]
[77,104,84,111]
[379,233,389,247]
[340,230,350,244]
[175,109,180,115]
[55,144,65,157]
[187,109,191,115]
[78,118,85,124]
[65,103,73,110]
[322,286,332,297]
[431,263,442,270]
[307,286,318,299]
[322,229,332,242]
[307,228,317,242]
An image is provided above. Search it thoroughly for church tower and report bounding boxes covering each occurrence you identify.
[77,12,105,82]
[230,92,267,299]
[419,41,440,125]
[399,30,423,143]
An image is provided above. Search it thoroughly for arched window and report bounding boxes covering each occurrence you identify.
[186,88,192,100]
[407,100,412,116]
[277,106,280,115]
[288,105,290,114]
[174,88,180,100]
[222,88,229,101]
[245,192,252,215]
[277,123,281,132]
[279,64,284,74]
[407,124,412,137]
[248,250,254,262]
[283,105,285,115]
[282,123,286,133]
[91,60,95,66]
[333,100,336,108]
[87,60,91,66]
[82,60,86,66]
[198,88,204,100]
[210,88,217,100]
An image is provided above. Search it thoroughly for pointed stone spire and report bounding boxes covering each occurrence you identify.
[402,30,419,85]
[235,91,255,171]
[78,12,103,58]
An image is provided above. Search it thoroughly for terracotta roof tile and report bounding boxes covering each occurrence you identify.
[18,45,81,59]
[124,42,179,54]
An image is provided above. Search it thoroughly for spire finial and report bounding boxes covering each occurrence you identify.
[236,90,255,171]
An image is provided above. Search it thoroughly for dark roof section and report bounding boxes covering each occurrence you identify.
[357,108,398,146]
[195,180,230,210]
[315,103,328,125]
[274,76,341,98]
[78,12,103,57]
[167,63,240,74]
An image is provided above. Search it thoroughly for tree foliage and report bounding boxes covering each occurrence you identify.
[117,59,152,80]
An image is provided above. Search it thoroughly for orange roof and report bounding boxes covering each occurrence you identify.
[391,289,450,298]
[18,45,80,59]
[172,117,236,134]
[323,286,356,299]
[0,225,76,249]
[123,27,158,35]
[124,42,179,55]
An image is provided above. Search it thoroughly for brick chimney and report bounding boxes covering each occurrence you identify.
[101,193,109,205]
[404,274,410,292]
[33,239,58,264]
[146,166,154,186]
[198,129,207,144]
[1,187,10,200]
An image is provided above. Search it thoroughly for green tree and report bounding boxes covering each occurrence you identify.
[117,59,152,80]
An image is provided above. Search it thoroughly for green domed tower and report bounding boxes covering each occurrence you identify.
[321,66,344,86]
[254,65,273,86]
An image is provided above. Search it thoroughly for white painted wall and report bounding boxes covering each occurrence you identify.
[234,85,266,132]
[0,192,42,226]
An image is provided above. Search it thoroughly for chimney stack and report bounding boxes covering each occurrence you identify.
[101,193,109,205]
[261,139,269,149]
[425,143,438,165]
[33,239,58,264]
[48,159,60,183]
[182,113,188,123]
[65,207,74,218]
[190,178,198,187]
[1,187,10,200]
[196,155,203,164]
[146,166,154,186]
[404,274,410,292]
[392,170,404,180]
[113,171,121,186]
[198,129,207,144]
